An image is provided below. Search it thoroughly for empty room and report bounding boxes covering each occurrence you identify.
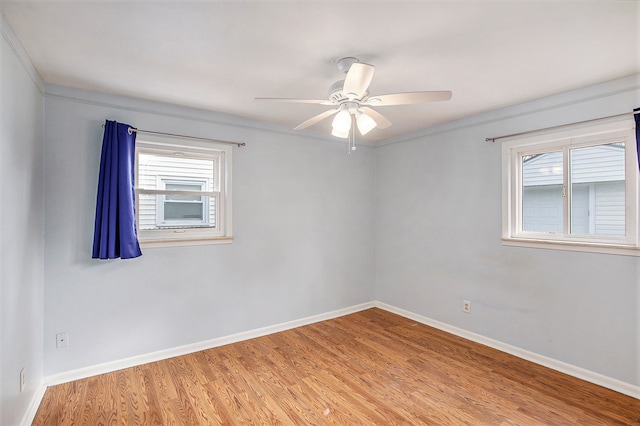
[1,1,639,425]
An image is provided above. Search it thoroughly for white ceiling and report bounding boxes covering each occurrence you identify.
[2,1,638,142]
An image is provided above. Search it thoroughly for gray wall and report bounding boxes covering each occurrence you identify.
[42,86,376,375]
[0,18,45,426]
[375,75,640,386]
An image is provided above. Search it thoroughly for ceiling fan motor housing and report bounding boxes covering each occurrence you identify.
[328,80,346,102]
[328,80,368,105]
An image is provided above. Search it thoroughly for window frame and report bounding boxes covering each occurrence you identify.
[502,119,639,256]
[135,135,233,247]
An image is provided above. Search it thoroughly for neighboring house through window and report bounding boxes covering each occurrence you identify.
[135,136,232,246]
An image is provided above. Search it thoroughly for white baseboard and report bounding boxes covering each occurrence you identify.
[42,300,639,401]
[374,301,640,400]
[44,301,375,386]
[20,383,47,426]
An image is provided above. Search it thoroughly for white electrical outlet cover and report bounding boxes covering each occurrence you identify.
[56,332,69,348]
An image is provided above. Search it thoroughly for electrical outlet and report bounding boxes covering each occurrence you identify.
[56,332,69,348]
[463,300,471,314]
[20,368,26,392]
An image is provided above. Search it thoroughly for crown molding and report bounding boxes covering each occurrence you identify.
[0,11,44,94]
[43,83,354,146]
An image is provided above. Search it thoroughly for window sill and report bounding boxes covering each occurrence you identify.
[140,236,234,248]
[502,237,640,257]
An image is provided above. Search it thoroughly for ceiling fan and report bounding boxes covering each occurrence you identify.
[255,57,452,140]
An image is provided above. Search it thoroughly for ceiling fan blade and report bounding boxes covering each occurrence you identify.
[294,109,339,130]
[360,107,392,129]
[255,97,335,105]
[343,63,375,99]
[364,91,452,106]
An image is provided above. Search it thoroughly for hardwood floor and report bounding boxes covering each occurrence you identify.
[33,308,640,425]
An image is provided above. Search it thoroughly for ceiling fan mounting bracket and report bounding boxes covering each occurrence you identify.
[336,57,360,74]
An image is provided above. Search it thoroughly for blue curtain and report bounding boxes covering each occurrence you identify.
[635,108,640,171]
[92,120,142,259]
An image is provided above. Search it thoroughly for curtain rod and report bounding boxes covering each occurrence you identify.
[101,124,246,147]
[485,110,639,143]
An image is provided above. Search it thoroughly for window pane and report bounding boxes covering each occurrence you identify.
[165,183,202,191]
[138,153,215,191]
[164,201,204,220]
[521,151,563,232]
[570,143,625,236]
[137,152,218,229]
[138,193,217,230]
[165,183,203,202]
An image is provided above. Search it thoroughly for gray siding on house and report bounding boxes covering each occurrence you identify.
[593,181,625,235]
[522,144,625,236]
[523,150,563,186]
[522,185,563,233]
[522,143,624,186]
[570,144,625,184]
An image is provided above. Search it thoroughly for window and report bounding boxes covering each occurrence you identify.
[502,120,639,255]
[135,137,232,246]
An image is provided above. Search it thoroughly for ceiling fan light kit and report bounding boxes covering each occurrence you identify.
[256,57,452,151]
[332,108,352,133]
[356,110,377,135]
[331,126,350,139]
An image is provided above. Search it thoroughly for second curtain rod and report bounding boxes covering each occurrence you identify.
[486,110,639,143]
[102,124,246,147]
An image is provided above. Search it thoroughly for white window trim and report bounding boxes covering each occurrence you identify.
[502,119,639,256]
[135,135,233,247]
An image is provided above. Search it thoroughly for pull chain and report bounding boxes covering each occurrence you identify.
[348,114,357,154]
